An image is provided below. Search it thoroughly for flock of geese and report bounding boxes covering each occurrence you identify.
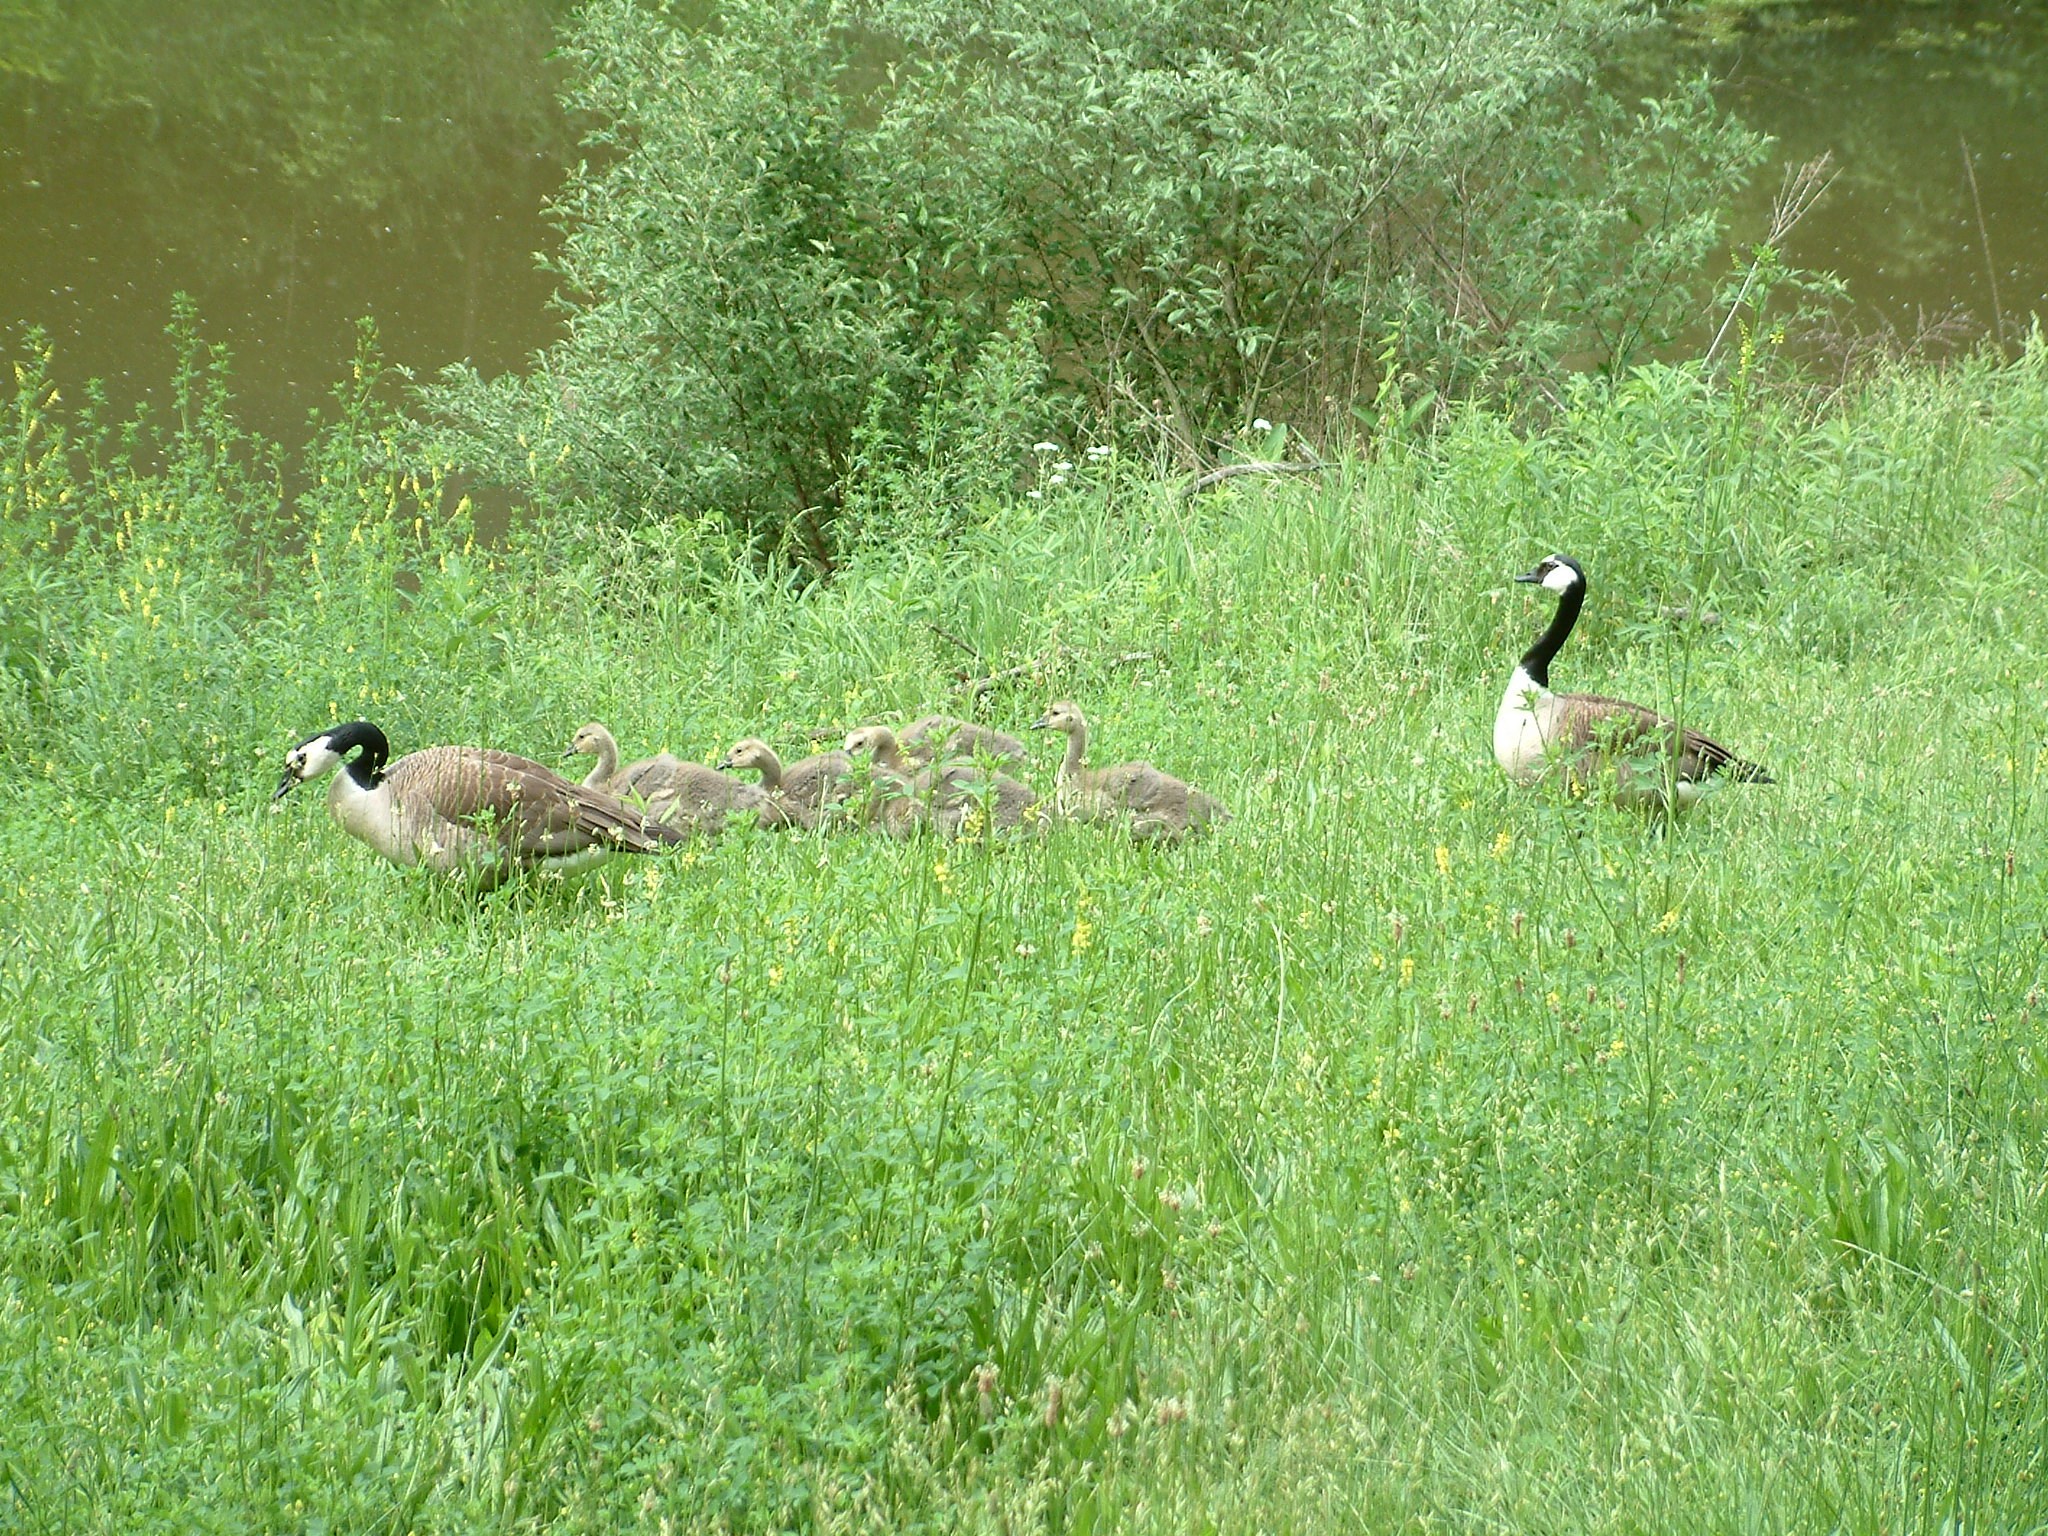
[274,553,1772,888]
[274,700,1230,891]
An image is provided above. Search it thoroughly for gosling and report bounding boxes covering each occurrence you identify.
[1030,701,1228,841]
[567,721,773,835]
[718,737,854,830]
[841,725,927,838]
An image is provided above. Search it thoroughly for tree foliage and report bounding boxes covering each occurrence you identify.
[420,0,1766,563]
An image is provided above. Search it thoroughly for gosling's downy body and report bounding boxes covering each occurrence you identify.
[718,737,853,829]
[897,715,1030,770]
[567,722,771,835]
[841,725,927,838]
[275,720,681,890]
[1030,701,1228,841]
[910,755,1040,838]
[918,762,1041,838]
[1495,554,1773,810]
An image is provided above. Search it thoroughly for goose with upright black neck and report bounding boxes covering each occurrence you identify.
[1494,555,1773,810]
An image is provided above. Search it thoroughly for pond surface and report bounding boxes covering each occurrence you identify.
[0,1,576,443]
[1699,0,2048,354]
[1,0,2043,446]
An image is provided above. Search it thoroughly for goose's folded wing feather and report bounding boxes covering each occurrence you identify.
[1551,693,1750,778]
[390,748,675,852]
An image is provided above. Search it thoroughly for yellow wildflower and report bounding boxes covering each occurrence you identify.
[1434,844,1450,877]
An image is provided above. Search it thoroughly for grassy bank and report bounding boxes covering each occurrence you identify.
[3,331,2048,1531]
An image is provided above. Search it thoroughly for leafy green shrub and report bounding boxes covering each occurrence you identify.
[420,0,1766,564]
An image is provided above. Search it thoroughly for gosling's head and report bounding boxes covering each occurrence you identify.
[1514,554,1584,594]
[720,737,774,774]
[564,722,615,760]
[1031,700,1086,735]
[843,725,902,762]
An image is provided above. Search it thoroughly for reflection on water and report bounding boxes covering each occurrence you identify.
[1695,0,2047,348]
[0,0,576,442]
[0,0,2042,450]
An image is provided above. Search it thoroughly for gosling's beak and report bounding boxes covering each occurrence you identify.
[273,769,301,801]
[562,746,579,760]
[716,755,735,771]
[1514,568,1544,585]
[1028,718,1050,731]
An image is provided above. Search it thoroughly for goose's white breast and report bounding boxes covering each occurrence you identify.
[1493,666,1553,785]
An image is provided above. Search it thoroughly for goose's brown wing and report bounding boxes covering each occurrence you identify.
[1550,693,1770,783]
[390,748,680,854]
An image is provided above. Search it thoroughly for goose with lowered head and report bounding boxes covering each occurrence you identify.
[274,720,681,890]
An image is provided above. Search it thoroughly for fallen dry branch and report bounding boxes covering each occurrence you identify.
[1182,459,1323,498]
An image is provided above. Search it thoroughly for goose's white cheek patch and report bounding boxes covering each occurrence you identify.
[1542,565,1579,593]
[290,739,345,781]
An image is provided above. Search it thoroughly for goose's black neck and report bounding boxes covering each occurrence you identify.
[331,720,391,787]
[1519,581,1584,688]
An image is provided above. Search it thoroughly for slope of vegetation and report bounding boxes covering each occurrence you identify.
[3,315,2047,1529]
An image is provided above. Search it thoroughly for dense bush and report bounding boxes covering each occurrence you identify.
[420,0,1767,563]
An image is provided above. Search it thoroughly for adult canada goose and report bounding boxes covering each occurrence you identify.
[1495,554,1773,808]
[897,715,1030,770]
[841,725,926,838]
[274,720,682,889]
[1030,701,1229,841]
[567,721,773,835]
[717,737,853,829]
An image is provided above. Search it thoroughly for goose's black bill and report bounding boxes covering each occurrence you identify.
[1514,568,1544,584]
[273,771,302,801]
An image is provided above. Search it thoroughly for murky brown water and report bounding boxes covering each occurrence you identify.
[1700,0,2048,353]
[0,0,575,442]
[2,0,2042,449]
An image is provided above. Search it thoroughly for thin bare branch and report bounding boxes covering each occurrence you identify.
[1706,152,1836,366]
[1182,459,1322,498]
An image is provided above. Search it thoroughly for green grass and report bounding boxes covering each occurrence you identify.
[3,336,2048,1530]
